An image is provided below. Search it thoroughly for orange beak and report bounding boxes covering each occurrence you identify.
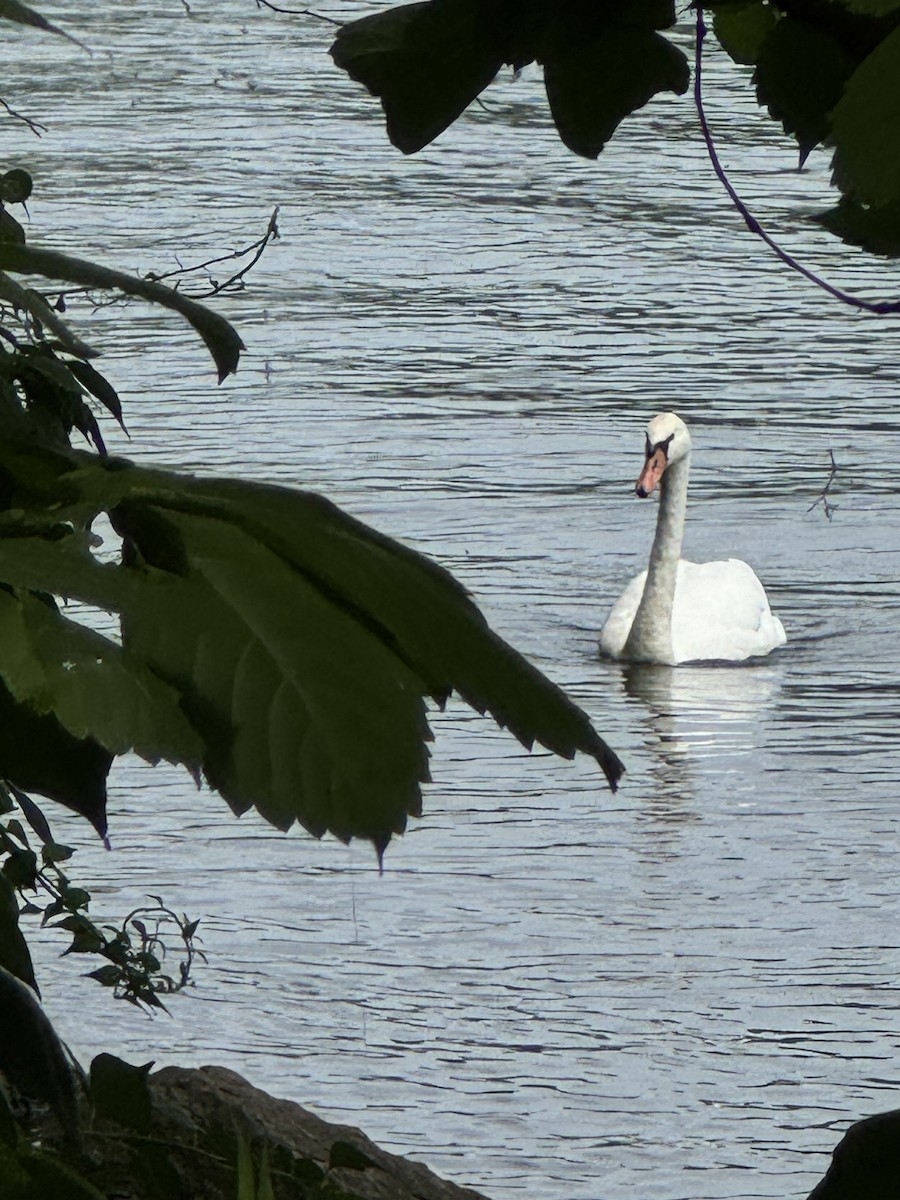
[635,446,668,498]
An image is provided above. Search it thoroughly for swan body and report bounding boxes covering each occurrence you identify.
[600,413,786,665]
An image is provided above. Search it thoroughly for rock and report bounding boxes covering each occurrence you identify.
[66,1061,492,1200]
[806,1109,900,1199]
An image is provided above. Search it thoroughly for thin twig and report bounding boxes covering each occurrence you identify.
[0,96,47,137]
[254,0,340,24]
[807,448,839,520]
[144,206,280,298]
[693,5,900,316]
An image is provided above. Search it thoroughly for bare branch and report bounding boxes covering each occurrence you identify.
[807,449,839,520]
[254,0,340,24]
[0,96,47,137]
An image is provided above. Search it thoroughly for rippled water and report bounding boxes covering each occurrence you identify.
[7,3,900,1197]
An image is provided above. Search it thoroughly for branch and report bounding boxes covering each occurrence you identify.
[807,448,839,520]
[254,0,340,24]
[694,6,900,316]
[0,96,47,137]
[144,205,281,298]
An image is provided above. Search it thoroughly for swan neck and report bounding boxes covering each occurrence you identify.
[625,452,690,663]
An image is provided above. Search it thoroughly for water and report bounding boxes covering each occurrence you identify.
[5,3,900,1197]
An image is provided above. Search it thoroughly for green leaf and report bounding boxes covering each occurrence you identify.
[831,26,900,207]
[0,243,244,383]
[712,1,778,65]
[0,677,111,838]
[543,28,689,158]
[0,446,623,849]
[754,17,856,161]
[0,586,203,770]
[0,871,38,994]
[330,0,502,154]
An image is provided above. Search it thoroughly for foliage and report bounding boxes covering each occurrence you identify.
[0,1,626,1177]
[328,0,900,256]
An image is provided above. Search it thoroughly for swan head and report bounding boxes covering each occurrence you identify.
[635,412,691,498]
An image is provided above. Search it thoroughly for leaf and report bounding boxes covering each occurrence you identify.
[10,784,54,844]
[0,244,244,382]
[831,26,900,207]
[543,27,689,158]
[815,195,900,254]
[0,271,97,358]
[0,0,87,49]
[65,358,126,429]
[754,18,856,163]
[0,871,38,994]
[0,586,203,769]
[116,504,433,844]
[0,447,624,849]
[89,1053,154,1133]
[712,1,778,65]
[330,0,503,153]
[0,678,110,838]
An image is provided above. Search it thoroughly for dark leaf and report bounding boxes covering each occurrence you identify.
[543,27,689,158]
[0,678,110,839]
[831,26,900,207]
[755,18,856,162]
[65,358,126,429]
[9,784,53,844]
[712,0,778,65]
[0,871,38,993]
[0,243,244,383]
[0,169,32,205]
[815,195,900,255]
[330,0,503,153]
[0,209,25,246]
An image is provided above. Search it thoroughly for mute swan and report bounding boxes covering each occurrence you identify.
[599,413,786,665]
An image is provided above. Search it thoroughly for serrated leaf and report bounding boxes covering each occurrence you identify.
[754,17,856,161]
[712,1,778,65]
[116,504,432,844]
[0,445,624,850]
[543,27,689,158]
[831,26,900,207]
[0,587,202,770]
[330,0,502,153]
[0,243,244,382]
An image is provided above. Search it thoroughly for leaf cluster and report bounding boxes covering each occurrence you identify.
[328,0,900,254]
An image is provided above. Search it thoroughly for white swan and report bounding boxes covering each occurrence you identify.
[599,413,786,665]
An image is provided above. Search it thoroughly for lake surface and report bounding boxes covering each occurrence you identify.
[6,3,900,1197]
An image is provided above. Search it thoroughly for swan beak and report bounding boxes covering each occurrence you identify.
[635,447,668,498]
